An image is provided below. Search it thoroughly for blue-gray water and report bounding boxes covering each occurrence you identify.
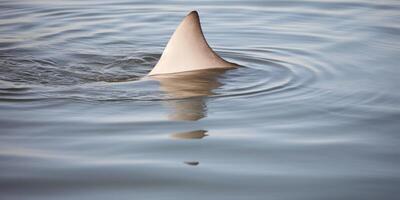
[1,0,400,199]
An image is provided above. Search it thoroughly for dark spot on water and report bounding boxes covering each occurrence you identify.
[184,161,200,166]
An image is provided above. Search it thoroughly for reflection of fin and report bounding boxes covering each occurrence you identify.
[171,130,208,139]
[150,69,228,121]
[149,11,237,75]
[152,68,226,98]
[167,98,206,121]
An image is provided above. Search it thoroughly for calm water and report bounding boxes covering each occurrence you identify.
[1,0,400,199]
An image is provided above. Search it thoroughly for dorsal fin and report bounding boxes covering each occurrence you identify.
[148,11,236,76]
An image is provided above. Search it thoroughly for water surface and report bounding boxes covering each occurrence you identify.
[1,0,400,199]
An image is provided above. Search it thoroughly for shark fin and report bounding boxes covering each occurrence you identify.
[149,11,236,76]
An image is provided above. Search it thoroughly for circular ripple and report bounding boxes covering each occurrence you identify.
[213,49,318,99]
[0,47,322,102]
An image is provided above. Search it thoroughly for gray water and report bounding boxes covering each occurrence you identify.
[1,0,400,199]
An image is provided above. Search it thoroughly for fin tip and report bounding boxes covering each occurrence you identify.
[188,10,199,16]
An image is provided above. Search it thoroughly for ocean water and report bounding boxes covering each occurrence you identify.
[1,0,400,199]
